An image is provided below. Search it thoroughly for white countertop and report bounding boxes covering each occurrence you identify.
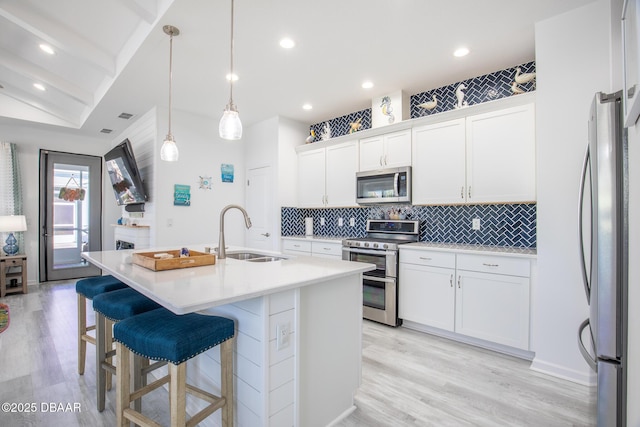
[82,245,374,315]
[281,235,346,243]
[402,242,537,258]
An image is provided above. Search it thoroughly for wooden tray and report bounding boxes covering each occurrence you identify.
[132,250,215,271]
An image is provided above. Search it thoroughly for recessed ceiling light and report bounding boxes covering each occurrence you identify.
[302,104,313,110]
[33,83,46,91]
[279,38,295,49]
[453,47,470,57]
[226,73,239,82]
[39,44,55,55]
[362,81,374,89]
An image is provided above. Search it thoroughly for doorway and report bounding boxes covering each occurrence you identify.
[39,150,102,281]
[245,166,273,250]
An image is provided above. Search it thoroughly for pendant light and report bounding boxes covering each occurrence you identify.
[219,0,242,140]
[160,25,180,161]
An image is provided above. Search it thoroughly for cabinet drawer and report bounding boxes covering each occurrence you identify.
[282,240,312,253]
[457,254,530,277]
[311,242,342,257]
[400,249,455,269]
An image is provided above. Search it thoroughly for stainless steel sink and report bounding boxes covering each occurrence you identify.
[226,252,286,262]
[226,252,266,260]
[246,256,286,262]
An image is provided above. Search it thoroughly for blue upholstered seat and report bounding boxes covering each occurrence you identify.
[114,309,235,365]
[93,288,162,322]
[76,275,128,299]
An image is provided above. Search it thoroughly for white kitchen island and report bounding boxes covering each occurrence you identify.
[82,246,373,427]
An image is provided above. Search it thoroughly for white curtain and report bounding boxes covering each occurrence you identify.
[0,142,24,250]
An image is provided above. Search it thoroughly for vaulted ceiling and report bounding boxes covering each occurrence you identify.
[0,0,596,139]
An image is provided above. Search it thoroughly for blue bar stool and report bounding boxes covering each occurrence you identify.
[114,308,235,427]
[76,275,128,376]
[92,287,164,412]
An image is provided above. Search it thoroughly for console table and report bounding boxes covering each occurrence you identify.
[0,255,28,297]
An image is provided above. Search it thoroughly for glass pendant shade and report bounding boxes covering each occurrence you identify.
[160,135,179,161]
[219,106,242,140]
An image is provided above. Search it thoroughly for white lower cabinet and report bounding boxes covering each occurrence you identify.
[399,248,531,351]
[399,263,455,331]
[281,238,342,259]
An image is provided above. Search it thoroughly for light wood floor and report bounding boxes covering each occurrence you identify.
[0,281,595,426]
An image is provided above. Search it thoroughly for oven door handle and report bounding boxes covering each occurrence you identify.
[363,275,395,284]
[343,247,395,257]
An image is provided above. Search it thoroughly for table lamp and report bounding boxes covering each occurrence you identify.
[0,215,27,256]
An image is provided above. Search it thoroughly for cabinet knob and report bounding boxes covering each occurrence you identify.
[261,233,271,237]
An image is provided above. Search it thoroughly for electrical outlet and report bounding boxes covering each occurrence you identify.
[276,322,290,350]
[167,218,173,227]
[350,218,355,227]
[320,217,325,226]
[472,218,481,230]
[338,218,344,227]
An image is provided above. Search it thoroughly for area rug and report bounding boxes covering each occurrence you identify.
[0,303,9,333]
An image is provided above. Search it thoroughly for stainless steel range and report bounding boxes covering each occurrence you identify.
[342,219,419,327]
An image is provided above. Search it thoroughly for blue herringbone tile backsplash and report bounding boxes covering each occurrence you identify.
[305,61,535,141]
[281,204,536,248]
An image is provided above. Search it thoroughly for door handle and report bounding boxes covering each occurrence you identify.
[577,318,597,371]
[457,276,461,288]
[578,144,591,303]
[261,233,270,237]
[450,274,453,287]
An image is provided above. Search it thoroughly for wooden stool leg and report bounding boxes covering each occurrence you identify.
[169,362,187,427]
[105,318,114,391]
[96,312,107,412]
[221,337,234,427]
[116,342,131,427]
[133,355,149,412]
[77,294,87,375]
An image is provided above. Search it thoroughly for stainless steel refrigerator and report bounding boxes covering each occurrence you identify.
[578,91,628,427]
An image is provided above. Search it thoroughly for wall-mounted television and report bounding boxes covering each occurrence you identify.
[104,139,148,206]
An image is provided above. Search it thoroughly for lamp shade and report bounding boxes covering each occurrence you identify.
[219,108,243,140]
[160,137,179,161]
[0,215,27,232]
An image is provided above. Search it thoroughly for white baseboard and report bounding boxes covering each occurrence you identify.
[530,357,596,386]
[326,405,356,427]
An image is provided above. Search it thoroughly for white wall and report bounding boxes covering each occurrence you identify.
[0,122,111,282]
[244,116,306,250]
[150,107,247,247]
[532,0,612,384]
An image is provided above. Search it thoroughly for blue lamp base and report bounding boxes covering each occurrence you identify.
[3,233,19,256]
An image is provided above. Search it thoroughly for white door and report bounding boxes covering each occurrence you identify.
[325,141,358,207]
[298,149,326,208]
[412,119,466,204]
[399,263,455,330]
[455,270,530,349]
[246,166,274,251]
[466,103,536,203]
[382,130,412,169]
[358,135,385,171]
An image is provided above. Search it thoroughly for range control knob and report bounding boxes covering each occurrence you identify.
[364,242,369,247]
[373,243,379,248]
[355,242,361,247]
[383,244,389,249]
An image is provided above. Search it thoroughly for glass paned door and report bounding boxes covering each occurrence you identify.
[39,150,102,281]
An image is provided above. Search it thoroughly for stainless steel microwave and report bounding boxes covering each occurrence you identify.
[356,166,411,205]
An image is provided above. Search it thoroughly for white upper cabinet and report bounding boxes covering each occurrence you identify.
[412,102,536,205]
[298,140,358,208]
[466,103,536,203]
[298,148,326,208]
[359,129,412,171]
[412,118,466,205]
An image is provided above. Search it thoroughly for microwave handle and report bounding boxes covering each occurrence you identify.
[394,173,399,197]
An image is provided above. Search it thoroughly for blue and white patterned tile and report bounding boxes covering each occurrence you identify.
[307,61,536,138]
[411,61,536,119]
[282,203,536,248]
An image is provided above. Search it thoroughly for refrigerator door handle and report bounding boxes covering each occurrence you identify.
[578,318,597,372]
[578,144,591,303]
